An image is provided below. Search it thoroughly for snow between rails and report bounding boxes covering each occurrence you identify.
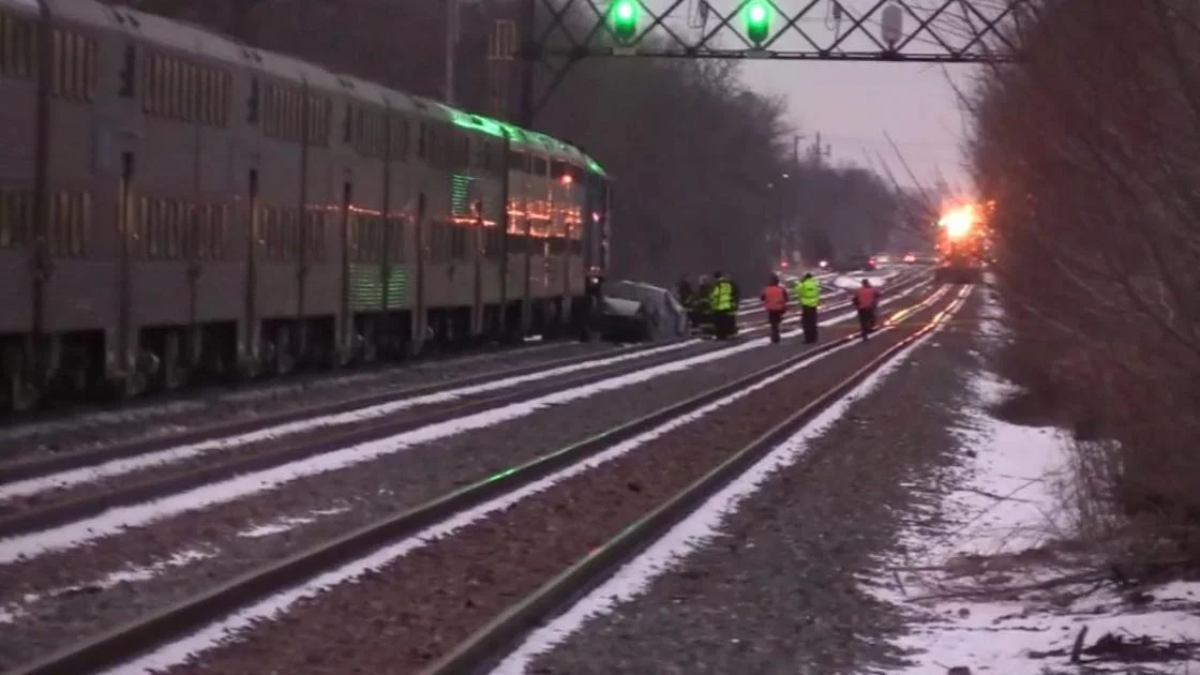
[100,296,893,674]
[0,285,931,565]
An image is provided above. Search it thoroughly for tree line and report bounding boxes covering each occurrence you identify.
[968,0,1200,562]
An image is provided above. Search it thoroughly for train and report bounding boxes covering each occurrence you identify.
[0,0,612,412]
[933,201,988,284]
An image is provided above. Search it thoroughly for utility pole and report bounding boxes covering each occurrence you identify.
[808,131,831,166]
[445,0,461,106]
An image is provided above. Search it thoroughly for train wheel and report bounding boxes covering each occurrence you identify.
[2,346,40,413]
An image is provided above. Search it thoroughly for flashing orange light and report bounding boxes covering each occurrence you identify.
[938,204,978,240]
[561,174,573,185]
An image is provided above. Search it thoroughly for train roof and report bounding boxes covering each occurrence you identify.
[51,0,607,177]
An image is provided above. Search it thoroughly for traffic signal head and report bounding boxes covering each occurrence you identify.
[744,0,770,45]
[611,0,639,43]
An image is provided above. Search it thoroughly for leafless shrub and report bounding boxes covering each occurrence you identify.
[967,0,1200,564]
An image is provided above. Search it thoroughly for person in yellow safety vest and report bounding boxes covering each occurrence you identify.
[795,272,821,344]
[708,271,737,339]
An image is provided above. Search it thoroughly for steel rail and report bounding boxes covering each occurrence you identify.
[420,287,971,675]
[2,284,947,675]
[0,279,901,487]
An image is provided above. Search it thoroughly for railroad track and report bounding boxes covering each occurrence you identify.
[0,269,913,462]
[0,271,915,462]
[1,279,960,675]
[0,275,929,541]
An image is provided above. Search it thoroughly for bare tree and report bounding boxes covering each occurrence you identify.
[968,0,1200,559]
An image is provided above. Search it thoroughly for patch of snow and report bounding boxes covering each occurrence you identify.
[237,507,350,539]
[0,340,702,503]
[99,308,905,675]
[487,287,973,675]
[1,549,213,626]
[860,289,1200,674]
[0,289,937,566]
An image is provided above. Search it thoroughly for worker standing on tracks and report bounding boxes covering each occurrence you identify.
[676,273,694,308]
[795,272,821,344]
[709,272,736,340]
[852,278,880,341]
[760,274,789,344]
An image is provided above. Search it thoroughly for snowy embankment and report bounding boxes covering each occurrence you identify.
[861,280,1200,673]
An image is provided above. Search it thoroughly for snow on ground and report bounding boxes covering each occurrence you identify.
[861,287,1200,674]
[0,548,214,625]
[102,315,896,675]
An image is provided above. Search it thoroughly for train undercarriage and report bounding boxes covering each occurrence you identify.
[933,262,984,285]
[0,298,581,413]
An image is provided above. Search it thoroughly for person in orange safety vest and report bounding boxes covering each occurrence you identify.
[852,279,880,341]
[760,273,789,344]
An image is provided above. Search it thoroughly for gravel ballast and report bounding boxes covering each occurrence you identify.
[135,290,960,675]
[0,283,930,670]
[520,291,984,675]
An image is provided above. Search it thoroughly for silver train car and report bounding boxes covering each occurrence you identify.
[0,0,611,411]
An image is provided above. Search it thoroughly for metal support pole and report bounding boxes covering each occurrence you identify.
[445,0,459,106]
[519,0,536,128]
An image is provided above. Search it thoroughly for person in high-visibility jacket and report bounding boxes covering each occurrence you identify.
[795,273,821,344]
[709,271,737,339]
[760,273,789,344]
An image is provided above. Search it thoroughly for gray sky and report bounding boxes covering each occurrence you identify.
[740,61,977,192]
[632,0,1002,192]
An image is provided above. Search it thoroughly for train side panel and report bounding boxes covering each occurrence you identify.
[0,2,41,336]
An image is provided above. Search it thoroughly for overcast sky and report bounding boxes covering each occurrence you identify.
[628,0,1003,192]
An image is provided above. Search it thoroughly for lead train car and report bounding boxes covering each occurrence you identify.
[0,0,611,410]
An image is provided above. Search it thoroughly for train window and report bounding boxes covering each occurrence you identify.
[134,196,148,257]
[507,150,526,173]
[119,43,135,98]
[310,97,331,145]
[342,104,354,144]
[1,13,36,80]
[248,77,260,124]
[186,62,200,121]
[417,122,427,159]
[165,200,180,258]
[219,72,231,127]
[197,68,210,124]
[50,30,63,97]
[152,56,166,115]
[164,58,177,118]
[305,210,325,262]
[0,190,27,249]
[532,156,548,177]
[390,117,409,160]
[152,199,168,258]
[195,204,209,259]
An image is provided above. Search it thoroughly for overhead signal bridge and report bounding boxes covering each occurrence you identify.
[511,0,1033,122]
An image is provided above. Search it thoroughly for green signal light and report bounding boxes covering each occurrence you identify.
[744,1,770,45]
[611,0,639,43]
